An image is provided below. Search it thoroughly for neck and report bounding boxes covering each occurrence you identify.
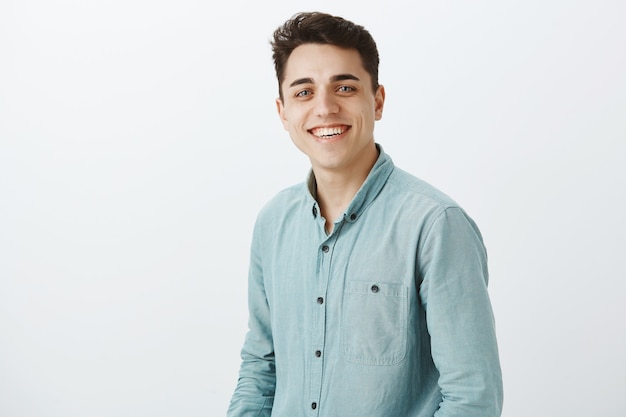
[313,144,379,232]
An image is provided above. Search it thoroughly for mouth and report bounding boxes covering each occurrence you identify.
[308,125,350,139]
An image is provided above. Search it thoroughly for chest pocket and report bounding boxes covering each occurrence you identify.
[341,280,408,365]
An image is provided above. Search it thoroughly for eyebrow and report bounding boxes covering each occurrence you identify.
[288,73,361,88]
[331,73,360,83]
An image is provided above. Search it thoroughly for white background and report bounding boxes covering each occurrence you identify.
[1,1,624,416]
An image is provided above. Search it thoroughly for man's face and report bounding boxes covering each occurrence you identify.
[276,43,385,174]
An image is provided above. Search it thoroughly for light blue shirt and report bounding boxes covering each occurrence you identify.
[227,146,503,416]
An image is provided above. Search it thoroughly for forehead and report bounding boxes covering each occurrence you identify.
[283,43,367,84]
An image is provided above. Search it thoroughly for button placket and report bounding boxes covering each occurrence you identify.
[310,235,337,416]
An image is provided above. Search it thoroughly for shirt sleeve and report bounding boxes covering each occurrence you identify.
[226,218,275,417]
[418,207,503,417]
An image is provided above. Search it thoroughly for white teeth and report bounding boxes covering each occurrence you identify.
[312,127,346,138]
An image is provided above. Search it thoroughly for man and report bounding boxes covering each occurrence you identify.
[227,12,503,417]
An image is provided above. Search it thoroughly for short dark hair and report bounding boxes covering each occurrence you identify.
[271,12,380,100]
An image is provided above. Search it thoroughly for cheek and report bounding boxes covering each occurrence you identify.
[287,109,307,129]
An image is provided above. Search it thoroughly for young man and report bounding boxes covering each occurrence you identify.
[227,12,503,417]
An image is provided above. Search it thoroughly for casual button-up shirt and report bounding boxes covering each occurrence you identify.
[227,146,503,417]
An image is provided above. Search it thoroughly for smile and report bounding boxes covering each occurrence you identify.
[309,125,350,139]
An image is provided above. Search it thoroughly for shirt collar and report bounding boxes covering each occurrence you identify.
[306,144,395,224]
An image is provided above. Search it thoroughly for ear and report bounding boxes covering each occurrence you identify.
[374,85,386,121]
[276,98,289,131]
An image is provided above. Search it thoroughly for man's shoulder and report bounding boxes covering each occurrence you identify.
[384,167,482,240]
[386,166,459,210]
[255,181,309,222]
[269,181,308,205]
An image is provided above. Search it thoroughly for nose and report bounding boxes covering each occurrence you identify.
[314,89,339,117]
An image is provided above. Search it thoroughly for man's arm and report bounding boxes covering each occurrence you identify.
[227,219,275,417]
[419,207,503,417]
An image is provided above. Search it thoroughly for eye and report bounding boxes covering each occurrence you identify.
[337,85,356,93]
[296,89,312,97]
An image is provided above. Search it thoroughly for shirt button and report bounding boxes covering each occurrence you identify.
[371,285,379,293]
[350,213,356,220]
[317,297,324,304]
[311,402,317,410]
[315,350,322,357]
[322,245,329,253]
[312,205,318,218]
